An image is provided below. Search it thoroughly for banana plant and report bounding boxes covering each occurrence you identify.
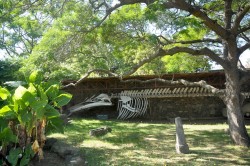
[0,71,72,165]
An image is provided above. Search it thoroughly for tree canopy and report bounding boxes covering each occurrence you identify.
[17,1,211,80]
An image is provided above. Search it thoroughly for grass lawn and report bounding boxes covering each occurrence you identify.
[48,118,250,166]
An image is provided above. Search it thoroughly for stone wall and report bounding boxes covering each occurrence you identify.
[145,97,225,120]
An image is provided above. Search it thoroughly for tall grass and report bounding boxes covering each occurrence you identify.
[48,118,250,166]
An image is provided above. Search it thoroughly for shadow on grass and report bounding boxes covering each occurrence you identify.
[185,129,250,166]
[58,118,250,166]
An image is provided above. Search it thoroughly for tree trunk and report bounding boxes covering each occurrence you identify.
[224,69,250,147]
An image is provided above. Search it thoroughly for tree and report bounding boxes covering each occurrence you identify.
[20,2,211,79]
[0,0,70,57]
[0,0,74,81]
[0,59,20,84]
[75,0,249,147]
[246,58,250,68]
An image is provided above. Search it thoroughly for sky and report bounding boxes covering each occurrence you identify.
[211,49,250,70]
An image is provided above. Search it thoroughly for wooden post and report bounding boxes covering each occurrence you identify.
[175,117,189,154]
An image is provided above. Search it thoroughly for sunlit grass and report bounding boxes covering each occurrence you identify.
[49,118,250,166]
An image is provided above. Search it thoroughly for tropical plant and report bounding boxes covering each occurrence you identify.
[0,71,72,165]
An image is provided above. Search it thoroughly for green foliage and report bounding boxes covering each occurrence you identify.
[0,59,21,84]
[0,127,17,146]
[0,0,70,57]
[0,71,72,165]
[0,87,10,100]
[7,148,22,166]
[20,144,35,166]
[17,1,212,80]
[162,54,211,73]
[20,2,99,80]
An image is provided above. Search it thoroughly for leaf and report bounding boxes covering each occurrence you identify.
[17,110,32,124]
[0,105,11,115]
[54,93,72,107]
[13,86,28,101]
[37,86,48,104]
[0,87,10,100]
[28,83,37,96]
[44,104,60,118]
[32,140,39,153]
[29,71,43,84]
[45,84,59,100]
[28,86,48,119]
[0,127,17,144]
[46,117,64,134]
[24,144,35,158]
[0,105,15,118]
[30,100,47,119]
[0,117,8,131]
[13,86,37,107]
[28,84,46,118]
[20,144,35,165]
[7,148,22,166]
[20,156,30,166]
[13,86,27,99]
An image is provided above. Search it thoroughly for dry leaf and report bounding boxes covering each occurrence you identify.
[32,140,39,153]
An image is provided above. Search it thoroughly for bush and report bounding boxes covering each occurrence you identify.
[0,71,72,165]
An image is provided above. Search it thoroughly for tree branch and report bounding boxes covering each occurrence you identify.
[162,0,228,39]
[62,69,119,88]
[0,0,41,19]
[122,47,166,76]
[224,0,233,30]
[87,0,228,40]
[232,5,250,33]
[239,42,250,55]
[119,0,154,5]
[238,24,250,34]
[124,46,227,76]
[122,78,224,96]
[63,69,225,97]
[63,45,227,87]
[158,35,222,45]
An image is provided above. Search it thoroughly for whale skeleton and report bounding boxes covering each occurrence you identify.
[117,96,148,120]
[68,87,250,119]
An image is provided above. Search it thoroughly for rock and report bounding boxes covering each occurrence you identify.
[44,137,58,150]
[50,140,86,165]
[31,138,86,166]
[89,126,112,137]
[175,117,189,154]
[51,140,78,157]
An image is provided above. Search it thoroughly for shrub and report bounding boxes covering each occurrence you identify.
[0,71,72,165]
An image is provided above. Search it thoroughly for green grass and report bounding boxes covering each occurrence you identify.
[48,118,250,166]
